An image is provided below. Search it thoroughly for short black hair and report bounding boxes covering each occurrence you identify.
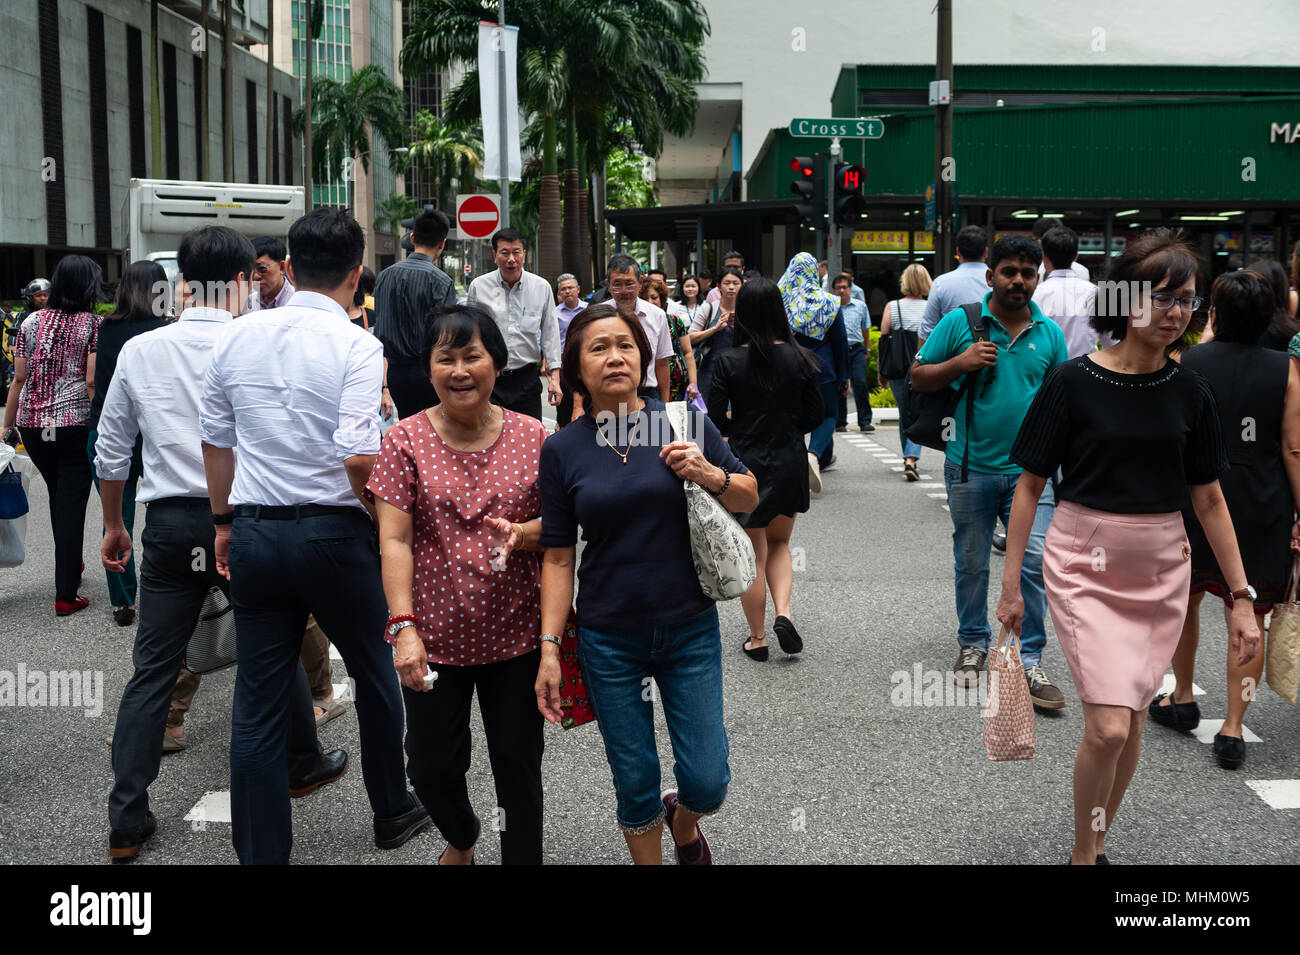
[1040,226,1078,271]
[355,265,376,307]
[647,267,666,278]
[1031,216,1062,240]
[47,254,104,314]
[179,226,257,290]
[698,269,714,282]
[606,253,641,281]
[412,209,450,248]
[1210,271,1274,345]
[722,249,744,265]
[491,228,526,251]
[422,302,508,375]
[560,302,650,400]
[287,208,365,290]
[955,225,987,261]
[1093,229,1202,342]
[831,274,852,289]
[988,234,1042,272]
[252,236,287,261]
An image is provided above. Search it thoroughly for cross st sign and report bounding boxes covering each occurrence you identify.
[789,117,884,139]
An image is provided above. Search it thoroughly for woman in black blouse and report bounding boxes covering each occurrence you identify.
[88,261,170,625]
[995,231,1260,865]
[708,278,824,659]
[1151,270,1300,770]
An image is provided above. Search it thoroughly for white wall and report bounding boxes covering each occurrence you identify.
[695,0,1300,196]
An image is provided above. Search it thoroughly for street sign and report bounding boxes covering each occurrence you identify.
[456,193,501,239]
[788,117,884,139]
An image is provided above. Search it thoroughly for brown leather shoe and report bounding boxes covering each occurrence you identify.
[1026,664,1066,710]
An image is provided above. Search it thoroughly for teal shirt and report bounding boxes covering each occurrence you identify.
[915,292,1068,474]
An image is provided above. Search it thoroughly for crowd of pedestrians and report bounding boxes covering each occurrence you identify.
[2,197,1292,866]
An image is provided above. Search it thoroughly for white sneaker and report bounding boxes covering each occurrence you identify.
[807,453,822,493]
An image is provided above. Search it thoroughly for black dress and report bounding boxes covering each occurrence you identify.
[1180,341,1294,606]
[707,343,824,528]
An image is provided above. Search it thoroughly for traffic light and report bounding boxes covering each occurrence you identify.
[790,154,826,223]
[832,162,868,227]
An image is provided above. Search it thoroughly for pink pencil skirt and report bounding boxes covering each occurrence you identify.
[1043,501,1191,712]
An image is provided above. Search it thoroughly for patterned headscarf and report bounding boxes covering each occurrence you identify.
[1289,330,1300,359]
[779,252,839,341]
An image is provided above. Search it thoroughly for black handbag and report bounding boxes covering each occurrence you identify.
[903,302,987,481]
[878,300,919,381]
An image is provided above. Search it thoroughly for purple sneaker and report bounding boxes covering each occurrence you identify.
[662,791,712,865]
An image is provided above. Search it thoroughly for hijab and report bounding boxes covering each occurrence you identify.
[779,252,839,341]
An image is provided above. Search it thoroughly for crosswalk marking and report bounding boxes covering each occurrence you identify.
[184,790,232,825]
[329,644,342,661]
[927,493,947,499]
[1158,673,1206,697]
[1190,719,1261,745]
[915,483,945,488]
[1245,780,1300,810]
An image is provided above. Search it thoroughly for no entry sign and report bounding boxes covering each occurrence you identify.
[456,194,501,239]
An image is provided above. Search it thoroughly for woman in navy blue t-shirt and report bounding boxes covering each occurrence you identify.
[536,303,758,865]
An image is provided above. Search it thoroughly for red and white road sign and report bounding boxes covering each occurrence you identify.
[456,194,501,239]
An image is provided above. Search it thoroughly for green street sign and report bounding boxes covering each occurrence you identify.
[788,117,884,139]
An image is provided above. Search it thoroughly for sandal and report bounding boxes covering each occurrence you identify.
[742,637,768,662]
[903,462,919,482]
[314,698,349,728]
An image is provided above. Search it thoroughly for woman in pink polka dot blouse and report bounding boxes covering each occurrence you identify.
[367,304,548,866]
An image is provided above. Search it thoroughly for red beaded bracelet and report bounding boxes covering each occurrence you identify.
[386,613,417,628]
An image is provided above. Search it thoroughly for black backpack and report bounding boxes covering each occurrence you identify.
[901,302,987,482]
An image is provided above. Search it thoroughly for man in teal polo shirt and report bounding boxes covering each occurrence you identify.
[912,234,1068,708]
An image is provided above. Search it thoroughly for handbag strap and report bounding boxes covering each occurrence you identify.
[992,623,1022,653]
[1287,554,1300,604]
[664,400,689,445]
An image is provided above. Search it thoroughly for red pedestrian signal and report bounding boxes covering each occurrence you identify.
[790,154,826,223]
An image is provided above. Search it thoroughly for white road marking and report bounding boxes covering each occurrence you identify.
[915,483,945,488]
[1189,719,1261,744]
[185,790,232,825]
[1245,779,1300,810]
[927,493,947,499]
[882,458,905,463]
[1158,673,1206,697]
[891,466,904,472]
[329,644,342,661]
[332,682,353,701]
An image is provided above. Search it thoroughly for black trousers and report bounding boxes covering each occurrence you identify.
[555,384,575,428]
[492,366,543,420]
[20,425,93,601]
[403,649,544,864]
[108,498,322,831]
[387,357,439,419]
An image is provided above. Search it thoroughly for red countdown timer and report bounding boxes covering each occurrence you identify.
[839,165,866,190]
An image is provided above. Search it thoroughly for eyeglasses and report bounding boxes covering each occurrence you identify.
[253,264,274,275]
[1150,293,1204,312]
[609,281,640,292]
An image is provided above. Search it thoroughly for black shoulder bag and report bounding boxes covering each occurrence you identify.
[902,302,988,483]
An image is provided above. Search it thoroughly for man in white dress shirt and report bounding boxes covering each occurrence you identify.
[606,253,673,402]
[97,226,337,862]
[200,209,428,864]
[466,228,561,419]
[1034,225,1108,359]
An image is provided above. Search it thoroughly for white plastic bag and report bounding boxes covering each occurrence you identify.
[0,447,31,568]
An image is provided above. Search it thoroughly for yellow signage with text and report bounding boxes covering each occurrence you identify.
[851,231,935,252]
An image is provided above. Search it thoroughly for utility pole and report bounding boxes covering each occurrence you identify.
[933,0,954,270]
[497,0,510,228]
[826,138,843,279]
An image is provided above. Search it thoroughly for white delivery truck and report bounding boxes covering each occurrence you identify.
[123,178,305,297]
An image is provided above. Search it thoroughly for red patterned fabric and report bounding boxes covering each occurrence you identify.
[983,630,1036,761]
[560,609,594,730]
[13,309,99,428]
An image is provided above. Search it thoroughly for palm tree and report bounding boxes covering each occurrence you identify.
[295,65,408,209]
[405,110,482,210]
[375,192,419,236]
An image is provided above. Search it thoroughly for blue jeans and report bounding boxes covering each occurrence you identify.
[943,462,1054,668]
[808,380,840,466]
[887,379,923,461]
[847,343,872,427]
[578,606,730,832]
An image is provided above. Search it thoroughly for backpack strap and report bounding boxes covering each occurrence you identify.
[957,302,988,484]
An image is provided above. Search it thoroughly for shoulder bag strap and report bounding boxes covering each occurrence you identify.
[959,302,988,484]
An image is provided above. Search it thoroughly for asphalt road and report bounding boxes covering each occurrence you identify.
[1,420,1297,865]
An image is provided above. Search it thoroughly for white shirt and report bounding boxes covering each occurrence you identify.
[629,298,675,387]
[199,290,382,509]
[1038,260,1091,282]
[1033,269,1110,360]
[467,269,559,372]
[95,307,234,502]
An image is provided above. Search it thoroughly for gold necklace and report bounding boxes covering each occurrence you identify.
[598,410,641,464]
[436,404,497,451]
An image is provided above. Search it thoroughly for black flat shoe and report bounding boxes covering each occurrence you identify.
[289,749,349,797]
[1096,853,1110,865]
[1213,732,1246,770]
[742,638,768,662]
[773,615,803,655]
[109,811,157,862]
[1148,693,1200,731]
[113,607,136,627]
[375,793,433,849]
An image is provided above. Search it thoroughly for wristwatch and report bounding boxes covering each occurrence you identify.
[212,512,234,526]
[1228,585,1257,606]
[387,618,417,637]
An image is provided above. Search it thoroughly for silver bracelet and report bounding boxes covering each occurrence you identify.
[540,633,562,649]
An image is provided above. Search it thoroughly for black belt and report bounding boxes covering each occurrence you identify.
[501,364,541,378]
[149,496,211,508]
[233,504,362,520]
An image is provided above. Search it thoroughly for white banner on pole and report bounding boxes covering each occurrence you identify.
[478,21,521,182]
